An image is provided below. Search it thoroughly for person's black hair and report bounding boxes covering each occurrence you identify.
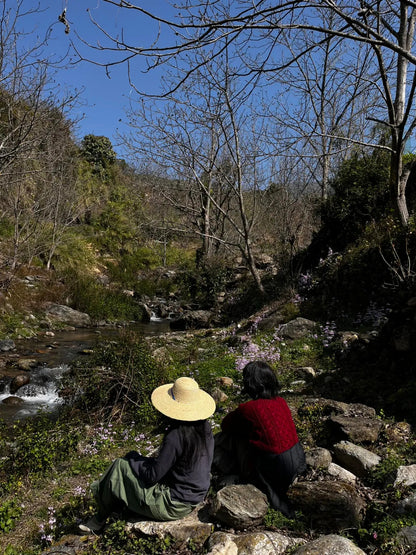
[169,419,209,464]
[242,360,280,400]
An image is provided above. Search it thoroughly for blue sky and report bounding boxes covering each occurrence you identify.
[20,1,174,157]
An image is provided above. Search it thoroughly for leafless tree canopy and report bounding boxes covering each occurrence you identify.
[72,1,416,226]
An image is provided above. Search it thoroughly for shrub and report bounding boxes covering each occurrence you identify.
[64,275,144,321]
[2,415,80,478]
[0,500,23,534]
[61,331,168,424]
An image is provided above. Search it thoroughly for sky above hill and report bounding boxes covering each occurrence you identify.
[20,1,175,157]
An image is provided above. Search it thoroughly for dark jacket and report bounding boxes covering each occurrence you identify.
[126,420,214,505]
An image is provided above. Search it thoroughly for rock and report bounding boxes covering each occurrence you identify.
[207,533,238,555]
[152,347,173,364]
[10,374,30,394]
[394,464,416,487]
[216,377,234,387]
[43,303,91,327]
[208,530,306,554]
[170,310,213,330]
[2,396,24,405]
[327,463,357,484]
[296,366,316,380]
[211,387,228,403]
[397,526,416,549]
[328,415,383,443]
[385,421,412,443]
[257,311,285,331]
[210,484,269,529]
[288,480,366,531]
[338,331,360,346]
[333,441,381,478]
[0,339,15,352]
[278,318,318,340]
[394,492,416,514]
[255,253,274,268]
[293,534,366,554]
[16,358,38,371]
[341,403,377,418]
[127,507,213,545]
[305,447,332,469]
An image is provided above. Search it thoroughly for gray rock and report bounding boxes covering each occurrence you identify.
[210,484,268,529]
[333,441,381,478]
[305,447,332,469]
[278,318,318,339]
[327,463,357,484]
[394,492,416,515]
[208,530,306,555]
[293,533,366,554]
[43,303,91,327]
[127,507,213,545]
[329,415,383,443]
[288,480,366,531]
[257,311,285,331]
[170,310,213,330]
[397,525,416,548]
[394,464,416,487]
[0,339,15,352]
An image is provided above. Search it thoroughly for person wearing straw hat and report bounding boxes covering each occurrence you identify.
[79,377,216,534]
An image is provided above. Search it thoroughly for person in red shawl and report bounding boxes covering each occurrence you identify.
[214,360,306,517]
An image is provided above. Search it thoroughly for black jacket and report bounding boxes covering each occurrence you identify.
[126,420,214,505]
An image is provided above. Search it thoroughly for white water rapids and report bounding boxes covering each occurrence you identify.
[0,318,170,422]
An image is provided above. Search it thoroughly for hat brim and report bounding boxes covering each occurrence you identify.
[151,383,216,421]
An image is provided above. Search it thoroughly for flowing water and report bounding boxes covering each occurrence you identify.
[0,319,170,422]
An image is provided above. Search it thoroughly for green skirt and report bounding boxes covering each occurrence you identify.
[91,458,194,521]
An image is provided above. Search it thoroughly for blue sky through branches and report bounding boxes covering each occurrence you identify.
[19,1,175,156]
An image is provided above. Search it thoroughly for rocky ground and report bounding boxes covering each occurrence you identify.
[2,284,416,553]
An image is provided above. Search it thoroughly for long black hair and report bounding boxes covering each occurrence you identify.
[169,419,210,465]
[242,360,280,400]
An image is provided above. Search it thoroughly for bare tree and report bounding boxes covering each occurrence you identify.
[124,48,272,292]
[74,0,416,226]
[270,11,377,200]
[0,2,83,272]
[0,1,54,174]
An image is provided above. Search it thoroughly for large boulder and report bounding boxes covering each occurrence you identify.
[288,480,366,531]
[278,318,318,339]
[328,415,383,443]
[170,310,213,330]
[210,484,269,529]
[43,303,91,327]
[333,441,381,479]
[127,507,213,545]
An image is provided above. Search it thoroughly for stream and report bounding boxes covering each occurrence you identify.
[0,319,171,422]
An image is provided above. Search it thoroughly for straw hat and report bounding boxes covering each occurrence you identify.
[151,377,216,421]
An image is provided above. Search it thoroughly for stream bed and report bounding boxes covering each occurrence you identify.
[0,320,170,422]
